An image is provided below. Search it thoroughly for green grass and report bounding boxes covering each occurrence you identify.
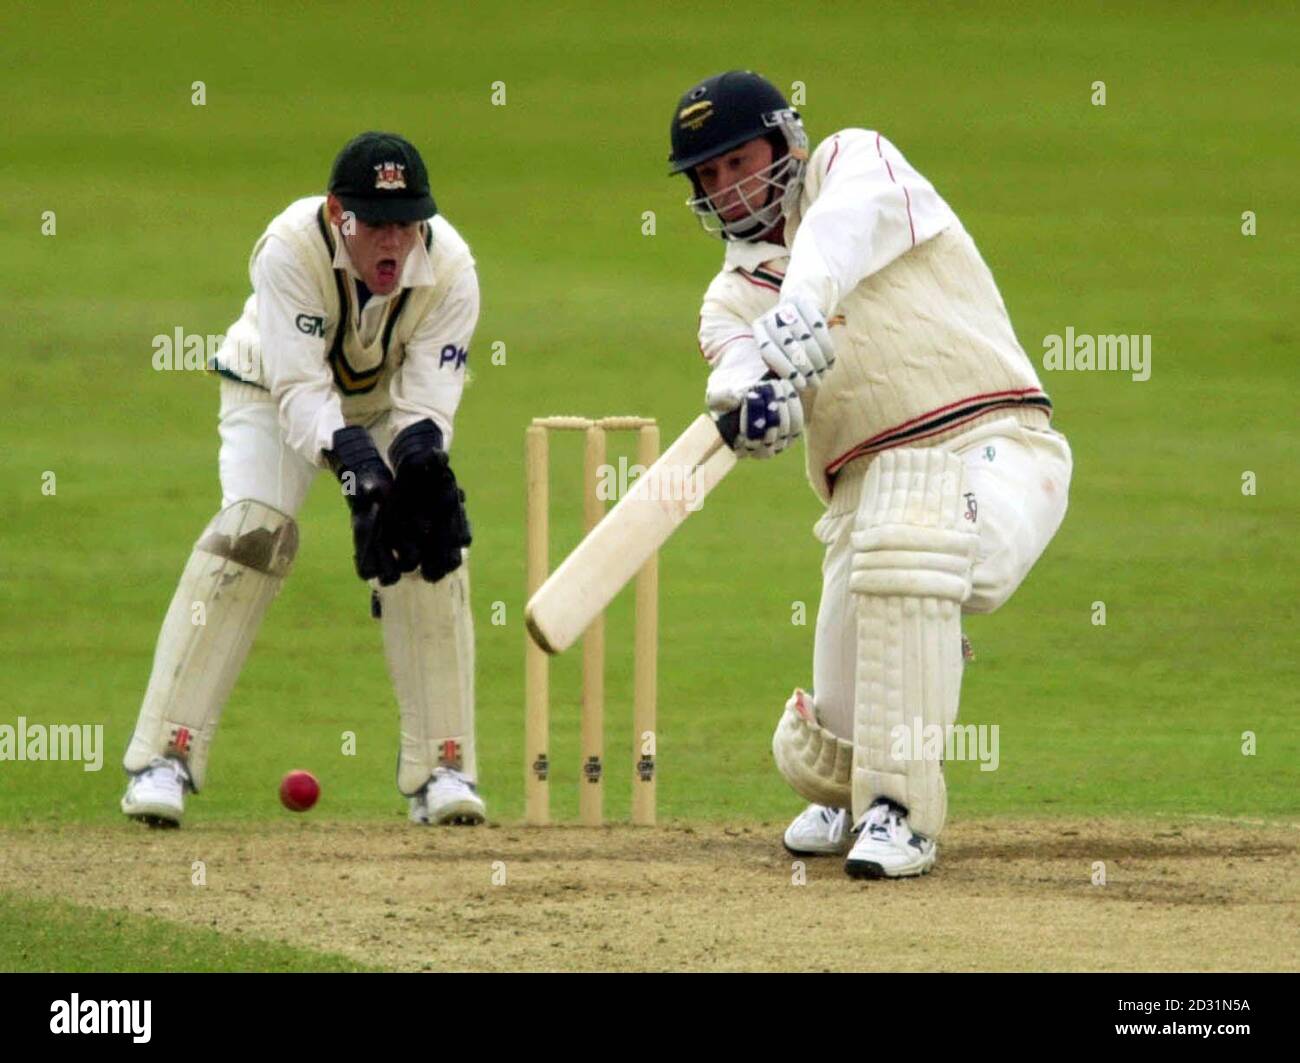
[0,891,372,972]
[1,0,1296,842]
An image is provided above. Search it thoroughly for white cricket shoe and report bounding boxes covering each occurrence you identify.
[844,797,936,879]
[783,804,851,856]
[409,767,487,826]
[121,756,190,828]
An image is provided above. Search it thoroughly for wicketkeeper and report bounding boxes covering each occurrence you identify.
[121,131,487,828]
[669,72,1072,877]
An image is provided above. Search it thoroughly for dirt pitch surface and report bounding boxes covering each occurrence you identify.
[3,817,1296,971]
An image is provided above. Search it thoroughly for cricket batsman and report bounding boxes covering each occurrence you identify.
[121,131,487,828]
[670,72,1072,877]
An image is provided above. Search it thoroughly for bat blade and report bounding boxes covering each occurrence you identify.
[525,413,737,654]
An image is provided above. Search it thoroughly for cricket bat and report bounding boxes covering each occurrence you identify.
[525,409,741,655]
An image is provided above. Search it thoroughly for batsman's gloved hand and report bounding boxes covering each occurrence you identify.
[325,425,402,586]
[716,377,804,460]
[751,294,836,392]
[386,418,472,584]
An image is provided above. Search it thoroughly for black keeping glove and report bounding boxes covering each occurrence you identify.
[325,425,402,586]
[387,419,472,584]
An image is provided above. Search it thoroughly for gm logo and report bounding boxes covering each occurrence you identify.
[439,343,468,369]
[295,314,325,337]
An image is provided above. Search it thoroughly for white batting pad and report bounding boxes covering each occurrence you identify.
[772,688,853,808]
[379,561,476,795]
[124,499,298,789]
[849,448,978,838]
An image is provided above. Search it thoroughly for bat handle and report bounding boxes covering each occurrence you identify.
[714,407,742,448]
[712,371,779,448]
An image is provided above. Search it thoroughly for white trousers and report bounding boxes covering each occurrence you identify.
[217,380,400,513]
[811,416,1073,742]
[211,380,478,790]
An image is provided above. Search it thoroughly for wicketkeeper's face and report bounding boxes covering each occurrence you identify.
[327,194,422,295]
[692,136,776,222]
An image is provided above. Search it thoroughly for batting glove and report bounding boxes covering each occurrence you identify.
[733,378,804,460]
[751,294,836,392]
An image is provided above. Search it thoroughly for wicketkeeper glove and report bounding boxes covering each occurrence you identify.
[325,425,402,586]
[387,419,472,584]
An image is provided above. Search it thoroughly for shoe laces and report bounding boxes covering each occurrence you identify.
[429,767,476,793]
[857,800,902,842]
[821,806,848,844]
[144,756,190,788]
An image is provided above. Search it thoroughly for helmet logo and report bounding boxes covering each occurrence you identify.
[373,162,407,190]
[762,107,800,129]
[688,84,709,100]
[677,100,713,131]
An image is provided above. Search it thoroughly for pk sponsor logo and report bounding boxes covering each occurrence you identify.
[439,343,468,369]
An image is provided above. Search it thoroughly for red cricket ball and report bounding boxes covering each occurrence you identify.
[279,769,320,812]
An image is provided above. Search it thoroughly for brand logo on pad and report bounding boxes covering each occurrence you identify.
[168,726,192,758]
[963,492,978,523]
[373,162,407,190]
[438,740,463,771]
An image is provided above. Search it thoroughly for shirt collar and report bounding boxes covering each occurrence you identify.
[330,220,437,290]
[723,237,790,272]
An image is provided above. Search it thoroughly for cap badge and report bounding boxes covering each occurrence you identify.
[677,100,713,131]
[373,162,407,190]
